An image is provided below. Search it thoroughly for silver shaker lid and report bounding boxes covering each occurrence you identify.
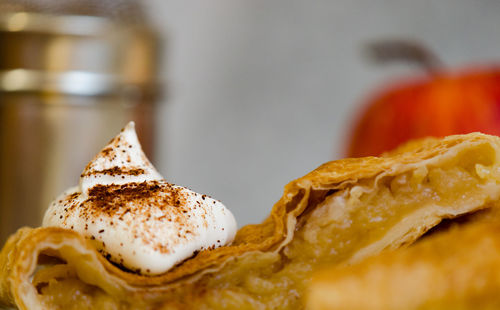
[0,0,160,98]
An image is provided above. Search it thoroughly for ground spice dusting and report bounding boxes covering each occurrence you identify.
[85,182,160,215]
[101,147,113,157]
[81,167,146,177]
[57,180,203,254]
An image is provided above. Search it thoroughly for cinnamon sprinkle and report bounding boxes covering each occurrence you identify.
[59,180,203,254]
[81,167,145,177]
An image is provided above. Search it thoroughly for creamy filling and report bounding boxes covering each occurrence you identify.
[42,122,237,275]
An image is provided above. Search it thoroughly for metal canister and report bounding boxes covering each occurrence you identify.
[0,5,161,243]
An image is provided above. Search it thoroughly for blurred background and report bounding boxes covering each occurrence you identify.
[3,0,500,242]
[148,0,500,225]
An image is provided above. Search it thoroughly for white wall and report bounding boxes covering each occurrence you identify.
[145,0,500,226]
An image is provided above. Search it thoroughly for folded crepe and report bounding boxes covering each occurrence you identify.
[307,207,500,310]
[2,132,500,309]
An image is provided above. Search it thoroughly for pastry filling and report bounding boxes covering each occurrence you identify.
[33,143,500,309]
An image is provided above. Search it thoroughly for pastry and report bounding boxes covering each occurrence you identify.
[2,131,500,309]
[307,207,500,310]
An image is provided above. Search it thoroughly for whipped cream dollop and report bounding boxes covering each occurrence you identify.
[43,122,237,275]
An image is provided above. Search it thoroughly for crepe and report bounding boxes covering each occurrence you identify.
[307,207,500,310]
[2,132,500,309]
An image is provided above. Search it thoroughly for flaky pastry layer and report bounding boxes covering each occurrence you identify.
[308,208,500,310]
[2,133,500,309]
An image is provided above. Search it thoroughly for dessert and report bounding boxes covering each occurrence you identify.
[1,131,500,309]
[42,122,237,275]
[307,207,500,310]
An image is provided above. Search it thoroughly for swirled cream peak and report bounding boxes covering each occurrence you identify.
[79,122,163,194]
[43,122,237,275]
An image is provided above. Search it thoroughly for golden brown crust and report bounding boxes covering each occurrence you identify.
[2,132,500,309]
[0,227,131,309]
[307,208,500,310]
[0,227,24,307]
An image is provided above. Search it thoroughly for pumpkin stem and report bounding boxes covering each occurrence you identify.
[365,39,443,73]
